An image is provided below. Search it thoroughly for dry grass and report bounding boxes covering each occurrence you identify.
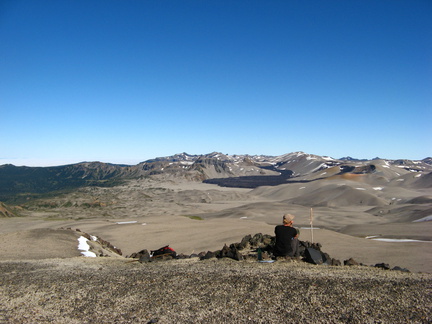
[1,257,431,323]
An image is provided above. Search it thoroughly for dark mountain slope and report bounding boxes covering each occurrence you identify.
[0,163,126,202]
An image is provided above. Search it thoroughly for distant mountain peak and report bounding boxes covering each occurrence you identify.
[339,156,367,161]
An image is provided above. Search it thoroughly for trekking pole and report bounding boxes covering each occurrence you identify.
[310,208,314,243]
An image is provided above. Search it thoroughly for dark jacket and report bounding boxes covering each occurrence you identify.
[274,225,298,257]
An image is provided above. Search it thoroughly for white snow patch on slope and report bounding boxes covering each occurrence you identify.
[413,215,432,222]
[366,237,431,243]
[78,236,97,257]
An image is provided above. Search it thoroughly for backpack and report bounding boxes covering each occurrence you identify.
[150,245,177,259]
[304,247,328,265]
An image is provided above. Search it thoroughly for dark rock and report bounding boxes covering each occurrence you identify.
[375,263,390,270]
[250,233,263,247]
[392,266,410,272]
[234,249,244,261]
[217,243,248,261]
[176,253,189,259]
[202,251,216,260]
[298,241,322,253]
[219,244,231,258]
[344,258,359,266]
[322,252,331,262]
[331,258,341,266]
[129,249,149,260]
[303,247,328,265]
[217,245,244,261]
[239,235,251,249]
[138,250,151,263]
[313,242,322,250]
[262,235,272,246]
[230,242,241,250]
[127,250,150,262]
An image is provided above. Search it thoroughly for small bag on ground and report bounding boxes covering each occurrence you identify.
[304,247,328,265]
[151,245,177,259]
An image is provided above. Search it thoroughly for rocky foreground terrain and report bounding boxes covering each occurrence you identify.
[0,257,430,324]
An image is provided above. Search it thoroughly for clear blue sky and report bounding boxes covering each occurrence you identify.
[1,1,431,166]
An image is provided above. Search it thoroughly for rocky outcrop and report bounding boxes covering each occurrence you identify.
[64,228,123,257]
[127,232,410,272]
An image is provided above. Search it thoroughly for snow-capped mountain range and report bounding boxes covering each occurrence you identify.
[0,151,431,202]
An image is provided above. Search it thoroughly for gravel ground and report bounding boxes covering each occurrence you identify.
[0,257,431,324]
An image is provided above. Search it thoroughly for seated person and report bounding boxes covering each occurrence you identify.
[274,213,299,258]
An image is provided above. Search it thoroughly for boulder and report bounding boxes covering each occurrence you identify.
[344,258,360,266]
[250,233,263,247]
[239,235,251,249]
[202,251,217,260]
[392,266,410,272]
[375,263,390,270]
[331,258,342,266]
